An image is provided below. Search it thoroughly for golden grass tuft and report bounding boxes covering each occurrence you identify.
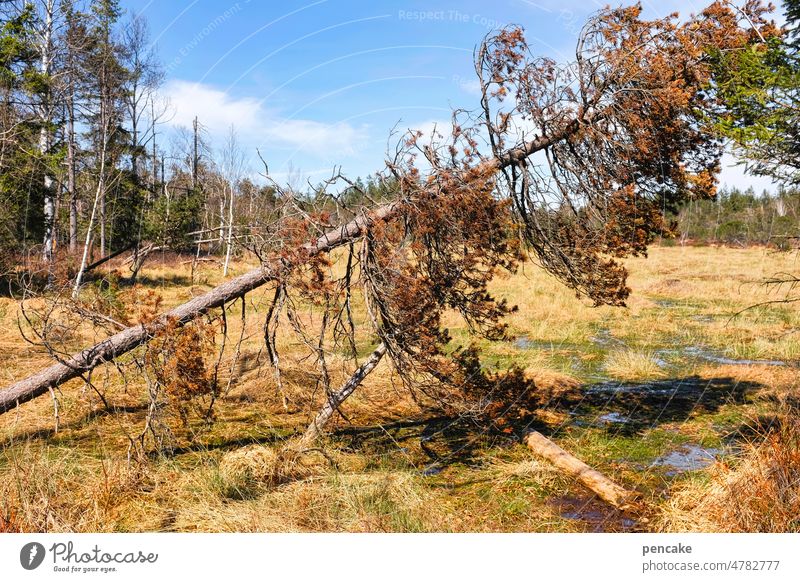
[218,445,282,490]
[217,444,334,497]
[487,457,561,485]
[603,349,667,381]
[523,367,581,395]
[174,469,440,532]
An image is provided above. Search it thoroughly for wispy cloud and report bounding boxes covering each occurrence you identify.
[162,80,369,158]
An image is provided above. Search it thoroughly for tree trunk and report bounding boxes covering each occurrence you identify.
[297,343,387,449]
[73,185,102,298]
[73,132,109,298]
[1,204,399,415]
[130,95,138,184]
[524,431,637,510]
[99,172,106,258]
[67,91,78,253]
[150,104,157,202]
[223,183,234,276]
[39,0,55,265]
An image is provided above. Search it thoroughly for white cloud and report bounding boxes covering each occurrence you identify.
[164,80,262,133]
[265,118,365,157]
[161,80,368,158]
[456,77,482,96]
[718,151,779,193]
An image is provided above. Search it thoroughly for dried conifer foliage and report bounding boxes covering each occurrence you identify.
[9,3,778,444]
[362,158,521,401]
[143,317,217,430]
[330,2,775,411]
[473,4,774,305]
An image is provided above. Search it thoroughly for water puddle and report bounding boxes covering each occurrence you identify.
[682,346,786,367]
[597,412,630,425]
[514,336,535,349]
[653,346,787,368]
[586,378,700,398]
[589,328,626,348]
[690,314,715,323]
[653,298,681,308]
[579,376,754,431]
[651,444,721,476]
[652,356,670,368]
[421,464,444,477]
[551,495,638,532]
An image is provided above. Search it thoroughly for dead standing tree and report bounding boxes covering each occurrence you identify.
[0,5,770,456]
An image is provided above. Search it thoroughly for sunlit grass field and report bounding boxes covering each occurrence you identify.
[1,245,798,532]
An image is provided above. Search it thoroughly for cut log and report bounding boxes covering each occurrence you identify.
[0,124,581,416]
[524,430,637,510]
[297,343,387,449]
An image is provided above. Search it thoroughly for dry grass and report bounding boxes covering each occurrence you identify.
[657,411,800,532]
[603,349,668,381]
[218,445,282,491]
[1,246,799,532]
[174,470,442,532]
[0,442,147,532]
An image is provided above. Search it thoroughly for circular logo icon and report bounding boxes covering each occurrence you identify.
[20,542,46,570]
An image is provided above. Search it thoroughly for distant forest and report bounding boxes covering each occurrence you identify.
[667,186,800,248]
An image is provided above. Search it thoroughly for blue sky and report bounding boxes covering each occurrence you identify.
[122,0,782,190]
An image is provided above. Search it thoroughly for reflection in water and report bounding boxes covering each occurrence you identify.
[651,444,722,476]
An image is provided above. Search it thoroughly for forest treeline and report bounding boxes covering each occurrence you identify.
[669,186,800,247]
[0,0,399,284]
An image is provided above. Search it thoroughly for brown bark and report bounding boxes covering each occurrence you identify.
[0,125,580,416]
[524,430,637,510]
[297,343,387,449]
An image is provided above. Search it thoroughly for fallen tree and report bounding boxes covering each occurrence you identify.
[0,120,571,416]
[1,3,772,442]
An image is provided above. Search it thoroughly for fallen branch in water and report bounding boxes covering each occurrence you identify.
[525,430,637,510]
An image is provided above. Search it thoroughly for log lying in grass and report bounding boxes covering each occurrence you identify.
[82,243,135,274]
[0,204,399,415]
[524,430,637,510]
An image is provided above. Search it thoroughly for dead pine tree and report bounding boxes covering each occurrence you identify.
[292,4,775,444]
[0,4,773,497]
